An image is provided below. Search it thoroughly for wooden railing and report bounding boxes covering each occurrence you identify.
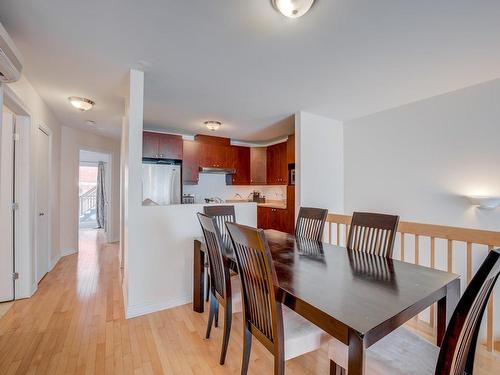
[325,213,500,352]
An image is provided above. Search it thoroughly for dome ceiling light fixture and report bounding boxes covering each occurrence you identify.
[204,120,222,131]
[68,96,95,111]
[272,0,316,18]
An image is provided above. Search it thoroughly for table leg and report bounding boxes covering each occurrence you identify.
[437,278,460,346]
[348,330,365,375]
[193,240,205,313]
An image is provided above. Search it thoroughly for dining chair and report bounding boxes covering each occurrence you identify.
[295,207,328,241]
[347,212,400,257]
[204,205,236,238]
[203,205,236,302]
[329,248,500,375]
[196,213,242,365]
[226,222,328,375]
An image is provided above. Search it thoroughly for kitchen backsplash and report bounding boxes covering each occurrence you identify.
[183,173,286,203]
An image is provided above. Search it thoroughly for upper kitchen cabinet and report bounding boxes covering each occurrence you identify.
[227,146,250,185]
[250,147,266,184]
[143,131,183,160]
[287,134,295,164]
[266,142,287,185]
[195,135,232,169]
[182,140,200,184]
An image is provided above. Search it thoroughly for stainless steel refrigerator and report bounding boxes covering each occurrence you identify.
[142,161,181,205]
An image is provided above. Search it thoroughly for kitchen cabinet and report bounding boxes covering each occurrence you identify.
[287,134,295,164]
[143,131,182,160]
[227,146,250,185]
[198,142,231,168]
[257,206,292,233]
[266,142,287,185]
[195,135,232,169]
[250,147,266,184]
[182,140,199,184]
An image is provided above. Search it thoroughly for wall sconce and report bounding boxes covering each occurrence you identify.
[468,196,500,210]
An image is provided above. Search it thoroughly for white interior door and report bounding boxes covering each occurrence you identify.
[0,109,14,301]
[36,128,50,283]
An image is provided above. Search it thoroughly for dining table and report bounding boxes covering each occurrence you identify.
[192,229,460,375]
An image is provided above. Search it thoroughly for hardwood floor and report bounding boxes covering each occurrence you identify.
[0,229,498,374]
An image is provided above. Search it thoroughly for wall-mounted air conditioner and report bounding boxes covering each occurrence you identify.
[0,22,23,83]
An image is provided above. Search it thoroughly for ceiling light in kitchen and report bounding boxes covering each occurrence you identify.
[272,0,316,18]
[68,96,95,111]
[204,120,222,131]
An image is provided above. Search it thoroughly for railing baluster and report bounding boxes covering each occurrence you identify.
[467,242,472,284]
[414,235,419,265]
[447,240,453,272]
[328,222,332,244]
[400,232,405,262]
[429,237,436,328]
[336,224,340,246]
[487,245,494,352]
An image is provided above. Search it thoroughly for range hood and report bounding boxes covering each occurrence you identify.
[199,167,236,174]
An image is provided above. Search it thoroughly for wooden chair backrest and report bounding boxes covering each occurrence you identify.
[295,207,328,241]
[204,205,236,238]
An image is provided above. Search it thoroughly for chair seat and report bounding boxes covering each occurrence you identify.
[328,326,438,375]
[283,305,329,361]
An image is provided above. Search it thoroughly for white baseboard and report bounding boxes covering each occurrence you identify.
[49,256,61,271]
[125,295,191,319]
[61,248,77,257]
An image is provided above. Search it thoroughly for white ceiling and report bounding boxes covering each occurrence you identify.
[1,1,500,141]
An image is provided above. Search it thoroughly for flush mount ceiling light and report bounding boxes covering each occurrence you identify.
[204,120,222,131]
[68,96,95,111]
[272,0,316,18]
[468,195,500,210]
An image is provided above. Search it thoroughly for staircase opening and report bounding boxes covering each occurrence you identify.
[79,162,99,229]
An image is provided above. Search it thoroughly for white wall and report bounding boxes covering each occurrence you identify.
[121,69,258,317]
[60,126,121,255]
[295,111,344,215]
[6,75,62,296]
[344,78,500,338]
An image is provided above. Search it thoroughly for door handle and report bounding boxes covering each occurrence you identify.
[39,212,45,216]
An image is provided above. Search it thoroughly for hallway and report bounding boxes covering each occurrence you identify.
[0,232,497,374]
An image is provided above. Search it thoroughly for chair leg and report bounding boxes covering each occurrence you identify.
[205,294,216,339]
[241,325,252,375]
[329,360,346,375]
[205,268,210,302]
[219,302,232,365]
[214,300,219,328]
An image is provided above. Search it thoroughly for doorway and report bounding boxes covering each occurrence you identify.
[78,150,111,243]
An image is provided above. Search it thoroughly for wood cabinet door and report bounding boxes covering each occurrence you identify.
[158,133,183,160]
[266,142,287,185]
[287,134,295,164]
[182,140,199,184]
[257,207,270,229]
[266,145,276,184]
[277,142,288,184]
[199,143,230,168]
[228,146,250,185]
[143,132,159,158]
[250,147,266,184]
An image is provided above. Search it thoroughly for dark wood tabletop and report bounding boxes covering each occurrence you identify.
[193,229,460,374]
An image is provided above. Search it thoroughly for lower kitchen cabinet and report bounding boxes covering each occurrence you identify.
[257,206,293,234]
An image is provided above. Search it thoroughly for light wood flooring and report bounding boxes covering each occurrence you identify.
[0,229,498,374]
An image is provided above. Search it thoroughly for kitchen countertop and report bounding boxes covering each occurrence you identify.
[225,199,287,209]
